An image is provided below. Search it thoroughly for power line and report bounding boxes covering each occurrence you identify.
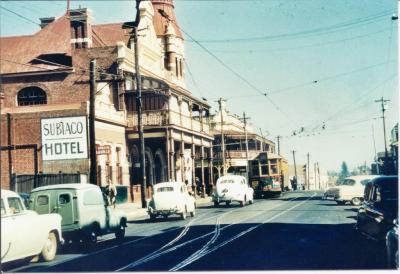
[180,27,297,126]
[186,10,393,43]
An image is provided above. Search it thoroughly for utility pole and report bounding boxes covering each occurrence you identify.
[307,152,310,190]
[317,162,321,190]
[314,162,317,190]
[375,97,390,174]
[291,150,297,180]
[217,98,226,176]
[372,124,379,174]
[276,136,281,155]
[89,59,97,185]
[133,0,147,208]
[242,112,250,181]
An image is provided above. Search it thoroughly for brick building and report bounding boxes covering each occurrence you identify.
[0,0,214,202]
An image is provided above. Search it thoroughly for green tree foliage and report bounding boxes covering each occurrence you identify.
[339,161,349,180]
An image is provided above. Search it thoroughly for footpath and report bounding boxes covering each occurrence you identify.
[115,196,212,222]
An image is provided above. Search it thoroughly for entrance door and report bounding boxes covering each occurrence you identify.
[57,192,74,227]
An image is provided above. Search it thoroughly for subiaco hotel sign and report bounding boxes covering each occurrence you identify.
[41,116,88,161]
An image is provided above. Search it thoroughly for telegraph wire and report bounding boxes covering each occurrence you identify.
[186,10,393,43]
[180,27,297,126]
[187,28,391,54]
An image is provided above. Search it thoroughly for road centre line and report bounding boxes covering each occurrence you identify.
[169,192,318,271]
[116,193,306,271]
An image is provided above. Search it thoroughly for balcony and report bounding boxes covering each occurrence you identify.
[127,110,167,128]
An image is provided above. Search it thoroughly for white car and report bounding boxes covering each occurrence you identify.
[148,182,196,220]
[324,175,378,205]
[212,175,254,207]
[1,189,63,263]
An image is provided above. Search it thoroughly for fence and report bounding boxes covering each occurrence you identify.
[11,173,87,193]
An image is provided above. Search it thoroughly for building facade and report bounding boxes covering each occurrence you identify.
[209,100,287,186]
[0,0,214,201]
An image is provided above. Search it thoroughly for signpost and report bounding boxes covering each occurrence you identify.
[41,116,88,161]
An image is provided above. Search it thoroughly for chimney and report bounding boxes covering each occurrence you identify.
[40,17,55,29]
[69,8,93,49]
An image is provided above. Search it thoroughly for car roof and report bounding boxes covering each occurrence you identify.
[345,175,379,181]
[1,189,21,199]
[217,175,246,181]
[31,183,99,193]
[369,176,398,186]
[154,181,184,188]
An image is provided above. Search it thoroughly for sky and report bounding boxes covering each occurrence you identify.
[0,0,398,172]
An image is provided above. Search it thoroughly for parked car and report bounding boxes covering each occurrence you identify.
[212,175,254,207]
[324,175,378,205]
[1,189,63,263]
[386,219,399,269]
[29,183,127,244]
[147,181,195,220]
[356,176,398,241]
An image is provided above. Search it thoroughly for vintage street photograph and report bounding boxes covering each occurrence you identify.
[0,0,398,272]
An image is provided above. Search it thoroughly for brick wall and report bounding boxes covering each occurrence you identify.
[0,104,88,189]
[0,45,119,189]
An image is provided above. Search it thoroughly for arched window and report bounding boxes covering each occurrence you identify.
[17,87,47,106]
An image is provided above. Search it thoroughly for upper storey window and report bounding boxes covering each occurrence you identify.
[17,87,47,106]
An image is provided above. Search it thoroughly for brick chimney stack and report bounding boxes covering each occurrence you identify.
[69,8,93,49]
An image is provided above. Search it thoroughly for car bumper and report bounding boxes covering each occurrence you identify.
[212,194,240,203]
[148,207,180,216]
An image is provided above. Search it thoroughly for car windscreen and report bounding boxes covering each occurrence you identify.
[341,179,356,186]
[157,187,174,192]
[219,180,235,184]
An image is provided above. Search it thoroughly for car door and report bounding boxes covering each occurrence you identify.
[57,192,75,227]
[6,196,42,260]
[363,185,384,238]
[1,198,14,262]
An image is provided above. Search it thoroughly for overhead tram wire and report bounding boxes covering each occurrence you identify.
[179,27,297,127]
[185,9,394,44]
[190,28,391,54]
[305,73,398,134]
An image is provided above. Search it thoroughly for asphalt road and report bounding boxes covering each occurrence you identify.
[4,191,390,272]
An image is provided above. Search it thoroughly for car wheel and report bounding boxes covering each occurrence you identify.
[85,224,99,246]
[115,222,126,241]
[351,197,362,206]
[336,200,346,205]
[150,214,156,221]
[190,209,196,217]
[249,198,254,204]
[240,196,246,207]
[40,232,58,262]
[180,207,187,220]
[214,201,219,207]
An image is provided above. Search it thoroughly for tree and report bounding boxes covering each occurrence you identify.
[339,161,349,180]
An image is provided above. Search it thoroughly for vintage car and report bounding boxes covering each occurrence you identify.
[356,176,398,241]
[1,189,63,263]
[212,175,254,207]
[29,183,127,244]
[148,181,196,220]
[386,219,399,269]
[324,175,378,205]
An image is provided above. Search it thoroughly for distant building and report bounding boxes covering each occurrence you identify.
[209,100,289,187]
